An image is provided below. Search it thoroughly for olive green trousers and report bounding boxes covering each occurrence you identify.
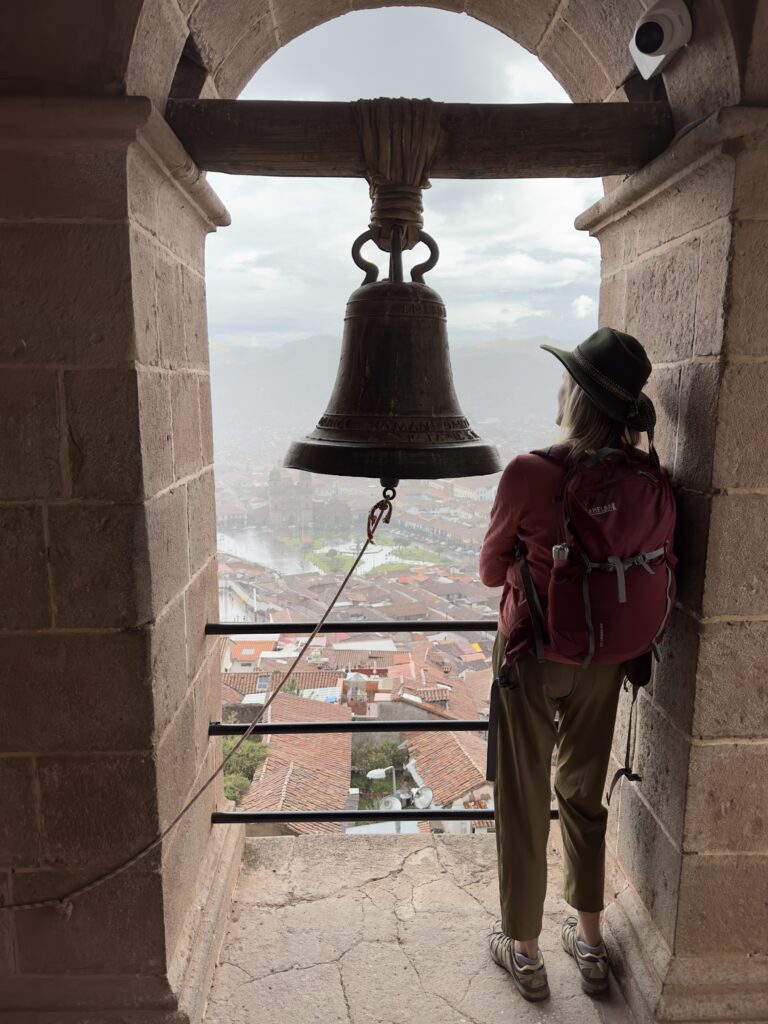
[491,631,623,939]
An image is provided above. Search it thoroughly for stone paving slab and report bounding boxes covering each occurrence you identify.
[204,829,635,1024]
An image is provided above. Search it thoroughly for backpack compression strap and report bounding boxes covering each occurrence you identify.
[606,681,642,805]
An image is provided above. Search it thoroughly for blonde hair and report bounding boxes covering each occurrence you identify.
[559,374,641,462]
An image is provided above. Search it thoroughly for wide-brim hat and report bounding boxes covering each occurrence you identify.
[541,327,655,433]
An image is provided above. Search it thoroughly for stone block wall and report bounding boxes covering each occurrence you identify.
[0,98,239,1022]
[0,5,764,1021]
[577,108,768,1020]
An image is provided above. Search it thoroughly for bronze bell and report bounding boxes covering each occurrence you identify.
[284,229,501,484]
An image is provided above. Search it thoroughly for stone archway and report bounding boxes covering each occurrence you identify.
[1,3,767,1023]
[134,0,749,124]
[2,2,751,113]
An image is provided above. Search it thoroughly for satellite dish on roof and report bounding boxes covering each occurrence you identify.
[412,786,434,810]
[378,795,403,812]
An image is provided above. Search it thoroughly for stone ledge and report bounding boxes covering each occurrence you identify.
[576,106,768,235]
[0,96,229,230]
[173,818,245,1024]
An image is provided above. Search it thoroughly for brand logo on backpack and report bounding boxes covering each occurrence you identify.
[588,502,617,516]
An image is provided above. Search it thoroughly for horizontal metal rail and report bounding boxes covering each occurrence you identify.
[211,619,504,826]
[213,809,558,823]
[207,619,497,635]
[210,719,488,736]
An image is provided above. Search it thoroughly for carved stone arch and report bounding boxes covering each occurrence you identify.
[0,1,750,123]
[149,0,745,125]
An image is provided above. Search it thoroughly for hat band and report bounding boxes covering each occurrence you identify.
[573,346,638,405]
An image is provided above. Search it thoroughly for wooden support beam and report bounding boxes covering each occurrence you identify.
[167,99,674,179]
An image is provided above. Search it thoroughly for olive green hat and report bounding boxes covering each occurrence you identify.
[541,327,656,439]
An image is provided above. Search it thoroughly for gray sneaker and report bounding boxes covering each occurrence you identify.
[561,916,610,994]
[489,921,550,1001]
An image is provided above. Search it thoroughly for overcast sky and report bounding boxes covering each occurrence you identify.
[205,7,603,350]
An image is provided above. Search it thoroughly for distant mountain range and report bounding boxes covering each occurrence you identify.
[210,334,562,444]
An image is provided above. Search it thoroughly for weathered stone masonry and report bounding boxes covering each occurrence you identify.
[1,2,767,1022]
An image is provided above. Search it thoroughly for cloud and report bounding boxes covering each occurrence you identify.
[572,294,596,319]
[449,299,547,332]
[204,8,602,349]
[503,58,569,104]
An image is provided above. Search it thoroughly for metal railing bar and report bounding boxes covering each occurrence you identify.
[212,809,559,823]
[210,719,489,736]
[206,619,498,635]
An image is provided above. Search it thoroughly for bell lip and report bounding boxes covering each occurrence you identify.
[283,439,502,481]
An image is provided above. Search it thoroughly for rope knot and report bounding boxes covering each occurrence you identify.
[352,98,442,252]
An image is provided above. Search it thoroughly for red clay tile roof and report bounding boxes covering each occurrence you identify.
[279,650,398,671]
[268,670,341,690]
[407,729,489,806]
[463,797,494,831]
[240,693,353,836]
[224,672,270,697]
[458,668,493,713]
[231,639,276,661]
[264,690,351,726]
[380,601,428,619]
[241,758,348,835]
[221,679,245,705]
[388,693,454,719]
[444,680,490,722]
[416,686,452,704]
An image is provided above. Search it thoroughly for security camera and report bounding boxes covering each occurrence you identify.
[629,0,692,80]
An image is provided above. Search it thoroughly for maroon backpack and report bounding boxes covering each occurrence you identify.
[518,444,676,669]
[515,445,677,802]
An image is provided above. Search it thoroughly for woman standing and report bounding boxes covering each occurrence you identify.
[479,327,672,1002]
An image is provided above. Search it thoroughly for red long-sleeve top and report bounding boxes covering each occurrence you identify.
[479,452,573,665]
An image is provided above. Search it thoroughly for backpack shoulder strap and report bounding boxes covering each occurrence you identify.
[518,446,569,662]
[516,545,548,663]
[531,444,569,464]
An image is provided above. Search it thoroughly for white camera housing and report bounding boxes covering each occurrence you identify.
[629,0,692,80]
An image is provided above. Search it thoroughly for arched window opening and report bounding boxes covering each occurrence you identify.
[206,9,602,728]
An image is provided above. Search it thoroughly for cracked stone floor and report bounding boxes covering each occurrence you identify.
[203,829,635,1024]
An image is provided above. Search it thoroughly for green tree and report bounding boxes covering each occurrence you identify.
[352,740,409,776]
[224,772,251,804]
[222,736,267,805]
[351,739,411,815]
